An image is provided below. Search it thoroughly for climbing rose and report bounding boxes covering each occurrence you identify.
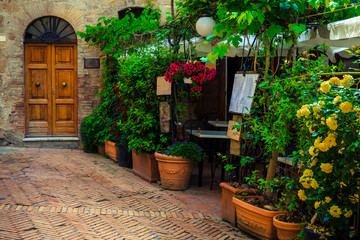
[329,205,341,218]
[320,163,333,174]
[339,101,353,113]
[320,81,331,93]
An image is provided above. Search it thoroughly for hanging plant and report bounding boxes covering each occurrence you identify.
[164,61,216,96]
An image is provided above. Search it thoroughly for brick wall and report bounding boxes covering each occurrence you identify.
[0,0,171,146]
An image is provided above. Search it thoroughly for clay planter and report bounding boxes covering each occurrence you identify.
[97,144,105,154]
[233,196,285,240]
[219,182,259,225]
[273,214,305,240]
[132,150,160,182]
[154,152,193,190]
[104,140,118,161]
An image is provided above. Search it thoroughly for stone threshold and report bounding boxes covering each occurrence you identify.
[23,137,79,142]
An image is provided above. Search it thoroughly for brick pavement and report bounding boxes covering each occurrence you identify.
[0,147,254,240]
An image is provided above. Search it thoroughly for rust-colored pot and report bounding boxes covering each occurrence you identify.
[219,182,259,225]
[154,152,193,190]
[132,151,159,182]
[97,144,105,154]
[233,196,285,240]
[105,140,117,161]
[273,214,305,240]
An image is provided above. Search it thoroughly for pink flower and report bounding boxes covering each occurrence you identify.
[200,64,205,70]
[205,68,210,73]
[189,63,194,69]
[169,71,175,76]
[195,86,200,91]
[196,62,201,67]
[207,75,212,81]
[191,88,195,93]
[187,70,192,75]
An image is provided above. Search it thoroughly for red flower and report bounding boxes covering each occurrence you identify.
[187,70,192,75]
[195,86,200,91]
[191,88,195,93]
[120,97,124,102]
[189,63,194,69]
[200,64,205,70]
[121,106,126,111]
[113,123,117,127]
[116,107,119,112]
[115,134,118,138]
[196,62,201,67]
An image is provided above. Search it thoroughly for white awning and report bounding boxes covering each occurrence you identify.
[327,16,360,40]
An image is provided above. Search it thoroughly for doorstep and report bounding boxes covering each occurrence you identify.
[23,137,79,142]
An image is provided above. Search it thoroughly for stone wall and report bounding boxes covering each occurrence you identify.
[0,0,171,146]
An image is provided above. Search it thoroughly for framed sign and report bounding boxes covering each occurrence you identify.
[157,76,171,95]
[84,58,100,69]
[229,74,259,115]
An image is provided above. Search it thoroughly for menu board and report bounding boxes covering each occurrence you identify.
[229,74,259,115]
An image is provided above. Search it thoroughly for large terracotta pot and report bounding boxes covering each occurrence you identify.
[154,152,193,190]
[233,196,285,240]
[132,151,160,182]
[273,214,305,240]
[219,182,259,225]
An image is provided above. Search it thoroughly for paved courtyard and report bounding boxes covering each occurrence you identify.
[0,147,253,240]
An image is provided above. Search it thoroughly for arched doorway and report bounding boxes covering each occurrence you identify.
[24,16,77,137]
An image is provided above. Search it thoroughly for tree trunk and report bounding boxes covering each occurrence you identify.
[266,147,278,197]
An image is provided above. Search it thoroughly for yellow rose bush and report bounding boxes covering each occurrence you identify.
[296,79,360,236]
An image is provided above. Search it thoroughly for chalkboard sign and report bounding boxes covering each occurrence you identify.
[229,74,259,115]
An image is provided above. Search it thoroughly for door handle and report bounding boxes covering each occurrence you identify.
[35,82,40,87]
[62,82,67,87]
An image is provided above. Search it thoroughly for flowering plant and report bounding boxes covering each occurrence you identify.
[164,61,216,95]
[296,75,360,237]
[163,139,206,165]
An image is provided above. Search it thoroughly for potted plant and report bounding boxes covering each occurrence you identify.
[80,113,106,153]
[295,74,360,239]
[154,139,205,190]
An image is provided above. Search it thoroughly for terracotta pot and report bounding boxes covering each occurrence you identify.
[273,214,305,240]
[132,150,160,182]
[219,182,259,225]
[97,144,105,154]
[154,152,193,190]
[233,196,285,240]
[104,140,117,161]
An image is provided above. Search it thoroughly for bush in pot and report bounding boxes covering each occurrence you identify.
[295,75,360,239]
[155,139,205,190]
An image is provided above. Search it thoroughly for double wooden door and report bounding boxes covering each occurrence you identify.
[25,43,77,137]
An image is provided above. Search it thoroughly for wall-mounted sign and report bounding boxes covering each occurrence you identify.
[84,58,100,69]
[156,76,171,95]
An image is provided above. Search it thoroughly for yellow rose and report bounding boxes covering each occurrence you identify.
[350,194,359,204]
[329,77,340,85]
[311,178,319,189]
[314,137,322,148]
[300,176,312,189]
[303,169,314,177]
[318,142,329,152]
[309,158,318,168]
[321,117,326,125]
[301,108,311,118]
[321,163,333,173]
[325,196,332,203]
[329,205,342,218]
[340,75,354,87]
[344,209,353,218]
[320,81,331,93]
[326,117,338,130]
[350,169,355,175]
[309,146,318,156]
[333,96,342,104]
[298,189,307,201]
[338,147,345,154]
[314,201,321,209]
[318,101,325,106]
[324,133,337,148]
[296,109,302,118]
[313,106,320,115]
[309,125,315,133]
[339,101,353,113]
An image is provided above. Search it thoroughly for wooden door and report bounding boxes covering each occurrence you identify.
[25,43,77,137]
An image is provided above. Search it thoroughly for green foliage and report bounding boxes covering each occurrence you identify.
[164,140,205,164]
[80,113,106,152]
[117,47,185,153]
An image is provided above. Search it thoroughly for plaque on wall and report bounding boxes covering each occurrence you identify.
[84,58,100,69]
[157,76,172,95]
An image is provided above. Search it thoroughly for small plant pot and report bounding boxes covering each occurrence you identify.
[233,196,285,240]
[304,225,338,240]
[219,182,259,225]
[154,152,193,190]
[97,144,105,154]
[132,150,160,182]
[116,144,132,168]
[273,214,305,240]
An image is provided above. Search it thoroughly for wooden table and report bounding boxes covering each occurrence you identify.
[187,129,229,189]
[208,120,229,128]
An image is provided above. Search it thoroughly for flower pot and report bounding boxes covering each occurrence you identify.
[154,152,193,190]
[132,150,160,182]
[116,144,132,168]
[273,214,305,240]
[233,196,285,240]
[304,225,338,240]
[105,140,117,161]
[97,144,105,154]
[219,182,259,225]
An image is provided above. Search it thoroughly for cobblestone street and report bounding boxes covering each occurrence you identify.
[0,147,253,240]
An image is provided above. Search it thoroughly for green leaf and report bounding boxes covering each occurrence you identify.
[267,25,282,40]
[207,53,219,63]
[289,23,306,37]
